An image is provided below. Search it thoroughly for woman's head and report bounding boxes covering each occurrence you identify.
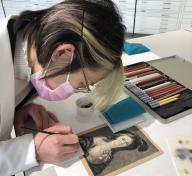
[14,0,125,108]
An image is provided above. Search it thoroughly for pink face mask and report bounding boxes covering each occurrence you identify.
[30,52,74,101]
[30,72,74,101]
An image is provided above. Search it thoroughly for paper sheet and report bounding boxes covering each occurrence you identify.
[167,138,192,176]
[28,167,57,176]
[99,112,147,133]
[26,147,85,176]
[122,51,160,67]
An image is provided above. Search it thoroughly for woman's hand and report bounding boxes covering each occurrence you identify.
[34,124,79,163]
[14,103,58,135]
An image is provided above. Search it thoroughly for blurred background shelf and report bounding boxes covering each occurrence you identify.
[0,0,192,37]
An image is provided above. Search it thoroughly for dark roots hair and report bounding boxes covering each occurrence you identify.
[14,0,125,75]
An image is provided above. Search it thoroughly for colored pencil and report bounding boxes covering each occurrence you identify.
[124,67,153,77]
[155,88,187,101]
[143,81,172,92]
[124,64,147,72]
[158,97,178,106]
[129,73,161,84]
[158,94,180,104]
[148,85,182,97]
[138,78,168,89]
[136,75,164,85]
[127,70,158,79]
[145,82,178,94]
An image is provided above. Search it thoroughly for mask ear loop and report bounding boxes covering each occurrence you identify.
[43,50,74,79]
[42,57,53,77]
[66,51,74,82]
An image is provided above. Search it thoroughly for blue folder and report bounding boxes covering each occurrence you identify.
[123,42,150,55]
[102,97,146,124]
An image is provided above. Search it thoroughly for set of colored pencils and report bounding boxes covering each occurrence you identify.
[124,63,187,108]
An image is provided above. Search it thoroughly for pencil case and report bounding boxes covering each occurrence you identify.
[123,55,192,123]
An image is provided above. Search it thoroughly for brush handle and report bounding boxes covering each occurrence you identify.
[21,127,63,135]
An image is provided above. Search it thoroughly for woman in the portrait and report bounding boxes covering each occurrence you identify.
[79,130,148,175]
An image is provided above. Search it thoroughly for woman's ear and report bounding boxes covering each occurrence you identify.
[28,43,43,73]
[51,43,75,62]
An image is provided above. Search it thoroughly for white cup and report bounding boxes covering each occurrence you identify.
[76,97,95,116]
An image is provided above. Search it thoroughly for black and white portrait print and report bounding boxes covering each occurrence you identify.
[79,126,162,176]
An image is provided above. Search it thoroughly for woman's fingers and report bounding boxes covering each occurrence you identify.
[48,112,59,122]
[34,125,80,163]
[38,109,50,129]
[46,124,73,134]
[61,144,80,154]
[28,104,58,130]
[30,109,44,130]
[54,134,79,145]
[14,110,29,135]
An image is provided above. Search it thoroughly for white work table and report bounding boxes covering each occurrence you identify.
[26,29,192,176]
[128,29,192,60]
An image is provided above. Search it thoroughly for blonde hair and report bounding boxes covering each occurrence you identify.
[66,19,124,109]
[91,66,124,110]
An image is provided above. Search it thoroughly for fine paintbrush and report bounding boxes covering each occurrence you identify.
[21,126,65,135]
[21,126,83,142]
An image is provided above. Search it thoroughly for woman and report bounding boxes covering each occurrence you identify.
[80,130,148,175]
[0,0,125,175]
